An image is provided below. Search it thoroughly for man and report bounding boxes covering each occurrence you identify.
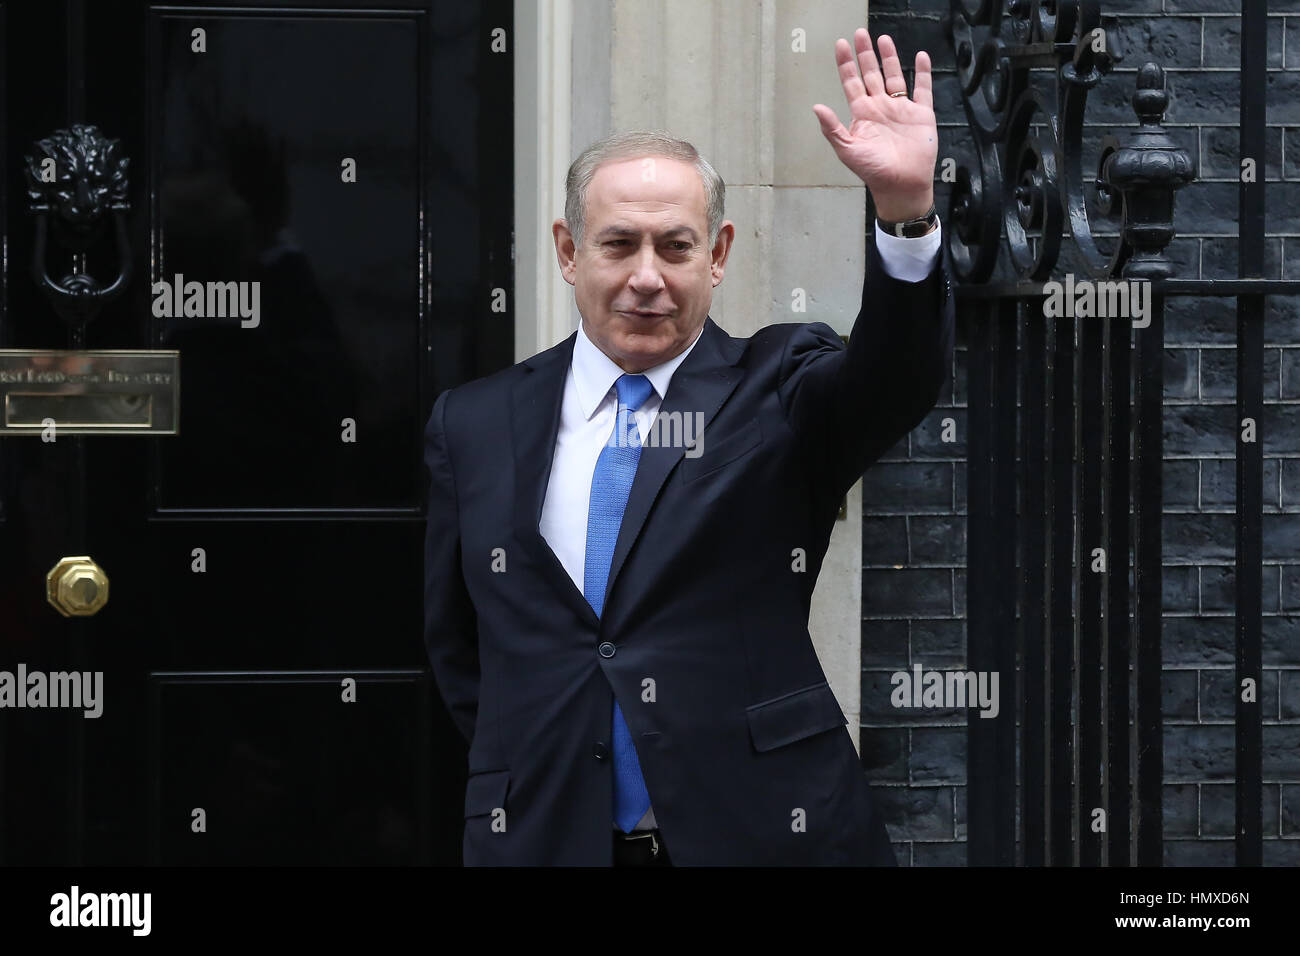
[424,29,953,865]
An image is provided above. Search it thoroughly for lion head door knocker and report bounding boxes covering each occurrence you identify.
[25,124,132,328]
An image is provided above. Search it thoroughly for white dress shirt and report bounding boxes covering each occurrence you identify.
[539,222,942,831]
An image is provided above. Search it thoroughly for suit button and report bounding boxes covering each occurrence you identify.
[594,742,609,760]
[598,641,616,658]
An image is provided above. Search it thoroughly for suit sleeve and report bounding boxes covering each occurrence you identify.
[423,387,480,746]
[778,226,955,501]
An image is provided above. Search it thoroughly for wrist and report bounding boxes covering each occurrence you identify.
[873,190,935,224]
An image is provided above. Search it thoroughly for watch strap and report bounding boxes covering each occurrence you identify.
[877,204,939,239]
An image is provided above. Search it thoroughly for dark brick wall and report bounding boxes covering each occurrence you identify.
[860,0,1300,866]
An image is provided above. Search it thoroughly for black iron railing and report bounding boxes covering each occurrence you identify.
[948,0,1274,866]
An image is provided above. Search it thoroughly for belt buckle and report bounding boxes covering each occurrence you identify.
[621,829,660,858]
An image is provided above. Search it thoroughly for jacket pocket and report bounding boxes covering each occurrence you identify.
[464,768,510,818]
[745,680,846,753]
[679,418,762,483]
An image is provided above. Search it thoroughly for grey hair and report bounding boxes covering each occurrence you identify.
[563,129,725,250]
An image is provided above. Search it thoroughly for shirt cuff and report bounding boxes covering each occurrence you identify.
[874,219,942,283]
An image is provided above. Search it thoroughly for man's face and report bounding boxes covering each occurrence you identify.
[554,155,734,373]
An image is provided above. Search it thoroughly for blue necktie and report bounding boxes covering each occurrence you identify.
[583,372,655,833]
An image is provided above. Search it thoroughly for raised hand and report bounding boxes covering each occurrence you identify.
[812,29,939,223]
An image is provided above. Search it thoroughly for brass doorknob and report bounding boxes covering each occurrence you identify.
[46,555,109,617]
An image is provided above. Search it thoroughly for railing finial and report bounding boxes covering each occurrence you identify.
[1098,63,1195,280]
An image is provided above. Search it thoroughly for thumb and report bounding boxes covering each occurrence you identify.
[812,104,850,150]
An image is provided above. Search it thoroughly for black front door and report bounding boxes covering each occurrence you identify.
[0,0,512,864]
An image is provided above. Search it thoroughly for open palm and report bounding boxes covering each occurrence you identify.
[813,29,938,223]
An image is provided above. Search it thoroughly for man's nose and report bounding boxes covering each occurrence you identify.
[628,246,666,290]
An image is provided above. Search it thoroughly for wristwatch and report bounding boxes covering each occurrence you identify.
[877,204,939,238]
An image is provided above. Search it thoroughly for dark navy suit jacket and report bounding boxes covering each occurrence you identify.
[423,237,954,865]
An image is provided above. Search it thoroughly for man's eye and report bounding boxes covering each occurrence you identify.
[604,239,689,250]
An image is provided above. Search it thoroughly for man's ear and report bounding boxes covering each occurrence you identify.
[553,218,578,286]
[710,220,736,287]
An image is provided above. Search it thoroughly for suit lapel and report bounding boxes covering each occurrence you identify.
[602,318,745,614]
[510,317,746,631]
[510,333,601,630]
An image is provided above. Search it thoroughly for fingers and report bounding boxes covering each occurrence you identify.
[834,37,870,106]
[853,28,886,98]
[875,34,907,96]
[912,50,933,109]
[831,29,933,112]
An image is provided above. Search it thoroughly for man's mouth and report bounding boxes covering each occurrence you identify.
[621,310,665,318]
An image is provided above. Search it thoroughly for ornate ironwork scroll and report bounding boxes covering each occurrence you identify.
[946,0,1194,284]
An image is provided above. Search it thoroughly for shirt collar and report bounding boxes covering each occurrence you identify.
[572,318,706,420]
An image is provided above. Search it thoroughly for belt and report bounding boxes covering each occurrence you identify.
[612,827,670,866]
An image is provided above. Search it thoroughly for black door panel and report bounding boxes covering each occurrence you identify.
[0,0,512,865]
